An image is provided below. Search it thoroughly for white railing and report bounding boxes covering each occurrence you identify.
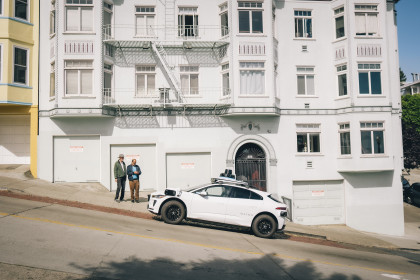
[103,88,232,106]
[103,25,229,42]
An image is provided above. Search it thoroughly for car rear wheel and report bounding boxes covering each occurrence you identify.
[252,214,277,238]
[161,200,185,225]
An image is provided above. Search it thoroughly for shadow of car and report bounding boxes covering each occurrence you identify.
[404,182,420,206]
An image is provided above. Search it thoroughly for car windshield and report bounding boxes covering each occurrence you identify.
[184,184,207,192]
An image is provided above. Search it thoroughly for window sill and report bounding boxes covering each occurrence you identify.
[357,94,386,98]
[354,36,383,40]
[334,95,350,101]
[360,154,388,158]
[337,155,352,159]
[332,37,347,43]
[293,38,316,41]
[236,34,267,37]
[295,153,324,157]
[62,95,96,99]
[238,95,269,98]
[295,95,318,98]
[63,31,96,35]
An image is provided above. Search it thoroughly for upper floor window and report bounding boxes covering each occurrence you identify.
[240,62,265,95]
[65,60,93,96]
[65,0,93,32]
[337,64,347,96]
[334,7,345,39]
[220,2,229,36]
[222,63,230,96]
[180,65,199,95]
[339,123,351,155]
[136,6,155,37]
[297,67,314,96]
[360,122,384,154]
[178,7,198,37]
[296,124,320,153]
[13,46,28,85]
[50,62,55,98]
[294,10,312,38]
[355,4,378,36]
[238,1,263,34]
[15,0,28,21]
[50,1,56,35]
[358,63,382,95]
[103,2,113,39]
[136,65,155,96]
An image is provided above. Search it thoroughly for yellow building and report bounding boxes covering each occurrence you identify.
[0,0,38,177]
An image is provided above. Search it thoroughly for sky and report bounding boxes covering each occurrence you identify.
[396,0,420,82]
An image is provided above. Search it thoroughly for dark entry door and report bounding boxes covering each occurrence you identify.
[235,143,266,191]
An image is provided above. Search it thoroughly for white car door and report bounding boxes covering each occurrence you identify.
[188,185,231,223]
[225,187,263,227]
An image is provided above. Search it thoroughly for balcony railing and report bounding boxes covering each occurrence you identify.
[103,24,229,42]
[103,87,232,107]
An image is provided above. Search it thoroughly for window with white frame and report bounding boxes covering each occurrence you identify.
[136,65,155,96]
[294,10,312,38]
[50,62,55,98]
[360,122,384,154]
[355,4,378,36]
[222,63,230,96]
[178,7,199,37]
[15,0,28,21]
[135,6,155,37]
[358,63,382,95]
[296,124,320,153]
[50,1,56,35]
[297,67,314,96]
[337,64,347,96]
[65,0,93,32]
[180,66,199,95]
[65,60,93,96]
[238,1,263,34]
[240,62,265,95]
[339,123,351,155]
[104,44,114,57]
[334,7,345,39]
[13,46,28,85]
[103,2,113,39]
[220,2,229,36]
[103,63,112,99]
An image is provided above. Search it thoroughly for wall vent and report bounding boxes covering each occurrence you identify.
[306,161,313,168]
[302,45,308,52]
[304,103,310,109]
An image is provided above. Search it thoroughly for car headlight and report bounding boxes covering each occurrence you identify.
[151,195,166,199]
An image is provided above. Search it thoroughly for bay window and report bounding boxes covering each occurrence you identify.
[339,123,351,155]
[13,47,28,85]
[65,60,93,96]
[238,1,263,34]
[337,64,347,96]
[240,62,265,95]
[334,7,345,39]
[355,4,378,36]
[360,122,384,154]
[65,0,93,32]
[15,0,28,21]
[358,63,382,95]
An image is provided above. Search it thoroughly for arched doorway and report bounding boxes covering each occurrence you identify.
[235,143,266,191]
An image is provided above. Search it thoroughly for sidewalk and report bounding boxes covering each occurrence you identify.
[1,164,419,251]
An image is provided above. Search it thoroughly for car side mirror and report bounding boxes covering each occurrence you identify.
[199,191,208,196]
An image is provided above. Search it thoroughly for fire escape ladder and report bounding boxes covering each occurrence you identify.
[151,41,182,101]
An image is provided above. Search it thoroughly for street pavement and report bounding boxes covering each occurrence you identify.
[1,164,420,251]
[1,196,420,280]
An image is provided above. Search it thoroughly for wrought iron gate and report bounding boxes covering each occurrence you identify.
[235,143,267,191]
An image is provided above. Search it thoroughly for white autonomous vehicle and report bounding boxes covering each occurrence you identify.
[148,175,288,238]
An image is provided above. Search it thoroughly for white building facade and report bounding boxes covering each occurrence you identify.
[39,0,404,236]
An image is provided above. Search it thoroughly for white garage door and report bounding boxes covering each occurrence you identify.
[110,145,157,191]
[166,153,211,189]
[293,180,345,225]
[0,115,30,164]
[54,136,100,182]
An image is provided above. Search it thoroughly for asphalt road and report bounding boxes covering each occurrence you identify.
[0,196,419,280]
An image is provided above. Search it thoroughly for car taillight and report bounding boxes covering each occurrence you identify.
[276,207,287,210]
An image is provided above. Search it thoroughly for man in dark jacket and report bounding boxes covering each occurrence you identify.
[114,154,127,202]
[127,159,141,203]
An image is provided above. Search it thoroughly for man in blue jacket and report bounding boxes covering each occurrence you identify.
[127,159,142,203]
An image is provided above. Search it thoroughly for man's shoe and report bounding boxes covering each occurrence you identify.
[131,200,134,203]
[136,200,140,203]
[115,199,119,203]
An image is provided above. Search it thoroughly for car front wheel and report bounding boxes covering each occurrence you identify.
[252,214,277,238]
[161,200,185,225]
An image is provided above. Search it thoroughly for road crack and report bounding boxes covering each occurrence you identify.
[0,203,54,219]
